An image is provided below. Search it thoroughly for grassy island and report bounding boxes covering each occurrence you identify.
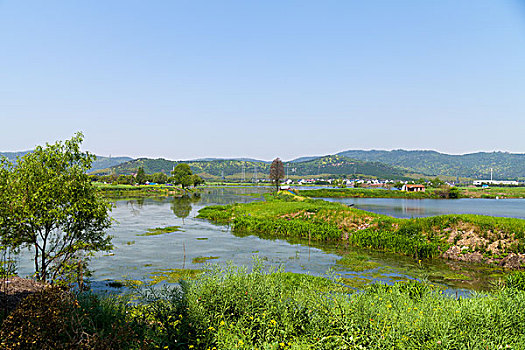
[198,192,525,267]
[95,183,187,199]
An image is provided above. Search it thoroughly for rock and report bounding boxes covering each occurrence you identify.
[498,253,522,269]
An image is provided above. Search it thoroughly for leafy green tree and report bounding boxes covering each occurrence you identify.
[448,186,460,199]
[171,163,194,189]
[1,133,112,282]
[0,158,11,239]
[191,174,204,187]
[152,172,168,184]
[117,174,134,185]
[429,177,445,188]
[332,178,346,188]
[0,158,18,279]
[269,158,285,191]
[136,166,146,185]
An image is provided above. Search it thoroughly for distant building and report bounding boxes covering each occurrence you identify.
[473,180,519,186]
[401,184,426,192]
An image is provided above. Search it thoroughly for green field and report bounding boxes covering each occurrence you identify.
[299,186,525,199]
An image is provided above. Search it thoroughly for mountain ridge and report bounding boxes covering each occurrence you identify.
[0,151,133,173]
[98,155,412,181]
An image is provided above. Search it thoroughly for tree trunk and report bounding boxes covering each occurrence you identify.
[34,245,39,280]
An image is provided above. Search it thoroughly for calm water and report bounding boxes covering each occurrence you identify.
[15,188,516,293]
[321,197,525,219]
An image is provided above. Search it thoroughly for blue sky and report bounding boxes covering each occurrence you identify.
[1,1,524,161]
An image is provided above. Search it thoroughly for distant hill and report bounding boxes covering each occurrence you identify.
[287,155,409,179]
[189,157,268,163]
[106,155,412,181]
[103,158,268,180]
[0,150,32,161]
[89,156,134,172]
[290,156,323,163]
[336,150,525,180]
[1,151,132,173]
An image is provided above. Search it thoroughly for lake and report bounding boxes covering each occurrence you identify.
[14,187,516,293]
[320,197,525,219]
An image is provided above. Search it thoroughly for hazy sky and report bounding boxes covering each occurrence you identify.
[1,1,524,161]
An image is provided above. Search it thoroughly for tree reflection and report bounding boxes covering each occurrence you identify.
[127,198,144,215]
[171,194,201,224]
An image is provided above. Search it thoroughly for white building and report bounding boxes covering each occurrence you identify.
[473,180,519,186]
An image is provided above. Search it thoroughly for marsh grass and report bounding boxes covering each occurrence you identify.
[4,261,525,349]
[198,194,525,260]
[335,252,381,272]
[192,256,220,264]
[137,225,182,236]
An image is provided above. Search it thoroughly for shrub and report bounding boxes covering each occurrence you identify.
[0,287,146,349]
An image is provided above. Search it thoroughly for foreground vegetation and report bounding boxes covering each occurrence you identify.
[2,264,525,349]
[198,193,525,265]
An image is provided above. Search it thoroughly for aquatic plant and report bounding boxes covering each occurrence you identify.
[137,226,182,236]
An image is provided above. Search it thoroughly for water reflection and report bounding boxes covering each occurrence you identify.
[322,197,525,219]
[171,194,200,224]
[126,198,144,215]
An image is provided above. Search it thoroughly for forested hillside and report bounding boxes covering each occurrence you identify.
[337,150,525,180]
[103,155,412,180]
[1,151,132,173]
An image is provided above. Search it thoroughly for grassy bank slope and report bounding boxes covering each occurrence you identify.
[198,193,525,266]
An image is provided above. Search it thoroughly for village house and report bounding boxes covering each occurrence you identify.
[401,184,426,192]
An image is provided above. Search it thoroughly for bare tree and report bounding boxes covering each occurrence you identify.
[269,158,285,191]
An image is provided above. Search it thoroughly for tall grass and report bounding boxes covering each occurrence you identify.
[232,216,341,241]
[4,263,525,349]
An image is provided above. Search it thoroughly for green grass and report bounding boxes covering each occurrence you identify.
[460,186,525,199]
[5,262,525,349]
[95,182,186,199]
[137,225,182,236]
